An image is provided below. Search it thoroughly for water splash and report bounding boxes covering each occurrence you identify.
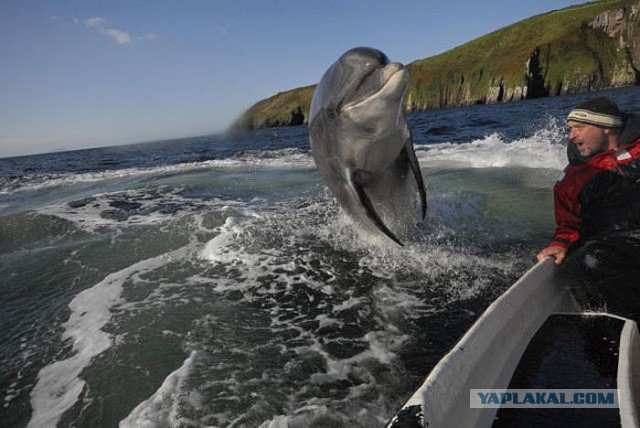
[416,116,568,170]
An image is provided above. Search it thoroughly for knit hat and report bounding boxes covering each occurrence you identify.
[566,97,623,128]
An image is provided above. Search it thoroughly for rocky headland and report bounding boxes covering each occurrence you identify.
[233,0,640,130]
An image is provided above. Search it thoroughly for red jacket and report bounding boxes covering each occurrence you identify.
[551,135,640,249]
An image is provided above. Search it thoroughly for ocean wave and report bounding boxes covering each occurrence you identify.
[21,184,525,428]
[0,148,315,196]
[27,243,198,428]
[32,187,248,234]
[117,196,521,426]
[416,128,567,170]
[119,351,199,428]
[1,121,569,198]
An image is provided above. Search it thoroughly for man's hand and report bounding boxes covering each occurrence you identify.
[537,246,568,265]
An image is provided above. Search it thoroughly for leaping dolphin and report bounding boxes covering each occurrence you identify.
[309,47,427,245]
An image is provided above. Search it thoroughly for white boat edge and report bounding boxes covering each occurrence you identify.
[387,258,640,428]
[618,319,640,427]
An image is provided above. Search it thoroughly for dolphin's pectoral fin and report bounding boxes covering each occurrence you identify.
[349,170,404,246]
[403,136,427,220]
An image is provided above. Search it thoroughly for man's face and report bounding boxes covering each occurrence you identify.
[567,120,611,157]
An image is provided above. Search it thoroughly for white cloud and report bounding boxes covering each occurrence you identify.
[67,16,154,45]
[82,17,108,28]
[138,32,158,41]
[103,28,132,45]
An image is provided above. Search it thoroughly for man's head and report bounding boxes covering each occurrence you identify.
[566,97,623,157]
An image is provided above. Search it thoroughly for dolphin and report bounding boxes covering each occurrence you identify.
[309,47,427,245]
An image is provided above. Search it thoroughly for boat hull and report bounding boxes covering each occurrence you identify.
[387,259,640,427]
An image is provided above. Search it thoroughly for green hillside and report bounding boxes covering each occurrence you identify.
[232,85,316,130]
[234,0,640,130]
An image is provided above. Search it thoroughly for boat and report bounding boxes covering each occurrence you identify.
[387,258,640,427]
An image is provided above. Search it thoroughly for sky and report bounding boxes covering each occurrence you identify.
[1,0,584,158]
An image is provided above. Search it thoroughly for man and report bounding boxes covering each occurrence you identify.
[537,96,640,318]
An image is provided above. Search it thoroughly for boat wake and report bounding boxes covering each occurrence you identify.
[21,183,526,427]
[3,120,569,427]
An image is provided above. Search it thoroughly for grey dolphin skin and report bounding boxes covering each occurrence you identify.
[309,47,427,245]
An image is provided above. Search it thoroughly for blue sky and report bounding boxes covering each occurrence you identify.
[1,0,583,158]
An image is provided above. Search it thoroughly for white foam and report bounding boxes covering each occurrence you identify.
[188,195,520,427]
[28,244,195,428]
[259,405,335,428]
[584,253,599,270]
[332,296,366,313]
[119,351,198,428]
[417,127,567,170]
[36,188,247,233]
[200,216,256,264]
[372,283,436,319]
[198,215,331,297]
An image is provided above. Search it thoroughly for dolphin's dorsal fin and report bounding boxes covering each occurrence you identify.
[349,170,404,246]
[403,134,427,220]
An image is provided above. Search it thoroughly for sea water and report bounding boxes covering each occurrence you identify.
[2,87,639,427]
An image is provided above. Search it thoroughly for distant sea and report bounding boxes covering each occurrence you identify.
[2,86,640,427]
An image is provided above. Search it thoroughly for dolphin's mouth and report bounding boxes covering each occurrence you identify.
[342,63,408,111]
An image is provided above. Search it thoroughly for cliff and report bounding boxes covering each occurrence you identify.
[233,0,640,130]
[232,85,316,130]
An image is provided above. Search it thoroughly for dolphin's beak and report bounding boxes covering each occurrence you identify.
[342,64,408,111]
